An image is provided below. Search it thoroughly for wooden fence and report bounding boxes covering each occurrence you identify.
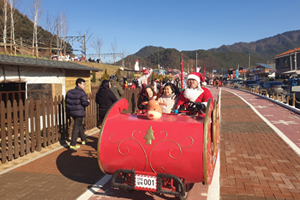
[0,89,140,164]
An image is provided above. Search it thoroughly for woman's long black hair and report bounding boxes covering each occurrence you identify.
[98,80,110,92]
[163,83,180,99]
[137,85,157,103]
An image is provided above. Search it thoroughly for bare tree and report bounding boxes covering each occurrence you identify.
[92,37,103,63]
[121,49,128,68]
[59,11,68,56]
[110,37,118,64]
[45,11,57,58]
[30,0,42,58]
[2,0,8,54]
[9,0,16,55]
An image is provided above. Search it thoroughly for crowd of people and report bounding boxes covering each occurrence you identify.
[65,71,213,150]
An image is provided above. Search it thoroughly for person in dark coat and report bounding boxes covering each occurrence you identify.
[65,78,90,150]
[96,80,118,125]
[109,75,124,99]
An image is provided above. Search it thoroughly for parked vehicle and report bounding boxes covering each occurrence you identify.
[282,78,300,108]
[242,80,260,88]
[229,79,243,88]
[259,81,285,96]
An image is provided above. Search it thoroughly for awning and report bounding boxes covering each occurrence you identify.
[282,70,300,74]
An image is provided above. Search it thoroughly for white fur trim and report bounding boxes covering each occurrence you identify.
[187,74,200,86]
[183,87,204,102]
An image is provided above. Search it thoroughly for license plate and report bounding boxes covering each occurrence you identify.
[135,174,157,190]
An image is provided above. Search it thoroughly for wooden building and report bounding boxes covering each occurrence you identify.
[274,47,300,77]
[0,54,101,105]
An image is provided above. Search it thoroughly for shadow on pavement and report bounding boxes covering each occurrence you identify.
[89,180,181,200]
[56,135,104,184]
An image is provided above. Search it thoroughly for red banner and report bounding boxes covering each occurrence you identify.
[180,53,184,90]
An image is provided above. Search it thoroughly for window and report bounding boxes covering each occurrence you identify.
[26,83,62,101]
[284,57,289,67]
[0,82,25,106]
[27,84,52,100]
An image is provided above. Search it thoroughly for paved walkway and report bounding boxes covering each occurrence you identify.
[0,86,300,200]
[220,87,300,200]
[0,131,104,200]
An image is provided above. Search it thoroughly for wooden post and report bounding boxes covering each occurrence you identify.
[54,96,58,142]
[19,99,25,156]
[7,101,13,161]
[30,100,35,152]
[13,100,19,158]
[58,96,62,140]
[46,98,51,145]
[1,101,7,163]
[293,93,296,107]
[62,96,66,140]
[50,97,54,143]
[35,99,41,151]
[42,97,46,147]
[24,99,30,154]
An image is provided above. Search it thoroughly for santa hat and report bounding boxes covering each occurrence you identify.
[186,72,205,87]
[142,66,150,75]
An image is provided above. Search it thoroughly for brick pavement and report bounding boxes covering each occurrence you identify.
[1,87,300,200]
[220,90,300,200]
[0,132,104,200]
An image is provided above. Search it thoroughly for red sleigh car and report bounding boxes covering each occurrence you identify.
[97,97,220,199]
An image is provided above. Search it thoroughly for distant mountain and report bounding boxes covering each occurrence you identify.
[208,30,300,60]
[120,30,300,72]
[121,46,266,71]
[134,46,165,58]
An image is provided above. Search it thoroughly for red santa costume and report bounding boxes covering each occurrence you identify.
[176,72,213,115]
[138,67,153,87]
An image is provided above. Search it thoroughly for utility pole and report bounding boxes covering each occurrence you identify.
[248,53,250,68]
[248,53,251,79]
[56,23,59,57]
[83,34,86,59]
[295,48,297,71]
[248,53,250,72]
[20,37,23,55]
[195,52,197,72]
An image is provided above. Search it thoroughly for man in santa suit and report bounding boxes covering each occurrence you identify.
[176,72,213,115]
[137,67,153,88]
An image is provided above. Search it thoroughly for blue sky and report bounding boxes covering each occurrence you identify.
[18,0,300,62]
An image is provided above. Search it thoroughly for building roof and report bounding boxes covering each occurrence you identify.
[273,47,300,59]
[256,63,274,69]
[0,54,102,71]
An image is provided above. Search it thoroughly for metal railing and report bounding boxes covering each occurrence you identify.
[226,84,299,108]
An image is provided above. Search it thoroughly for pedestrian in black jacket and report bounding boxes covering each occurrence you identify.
[66,78,90,150]
[96,80,118,125]
[109,75,124,99]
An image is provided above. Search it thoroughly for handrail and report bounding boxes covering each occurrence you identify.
[225,85,299,108]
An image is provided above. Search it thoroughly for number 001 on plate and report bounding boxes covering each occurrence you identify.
[135,174,157,190]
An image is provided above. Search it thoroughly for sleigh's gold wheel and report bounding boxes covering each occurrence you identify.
[203,99,214,185]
